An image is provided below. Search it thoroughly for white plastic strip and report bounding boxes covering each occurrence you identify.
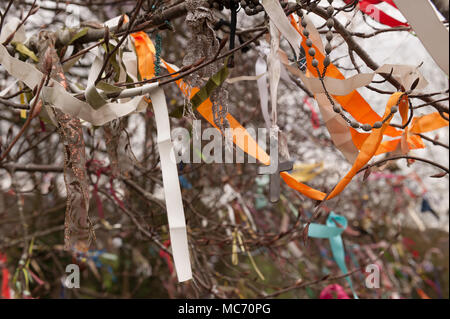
[149,87,192,282]
[0,17,26,43]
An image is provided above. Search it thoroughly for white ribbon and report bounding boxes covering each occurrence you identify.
[150,86,192,282]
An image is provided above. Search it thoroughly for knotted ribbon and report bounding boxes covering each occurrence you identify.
[308,212,358,299]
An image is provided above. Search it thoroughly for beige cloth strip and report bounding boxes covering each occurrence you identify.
[261,0,302,58]
[394,0,449,76]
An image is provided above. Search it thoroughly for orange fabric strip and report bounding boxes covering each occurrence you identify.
[131,32,156,80]
[410,112,449,134]
[351,112,447,155]
[327,92,407,199]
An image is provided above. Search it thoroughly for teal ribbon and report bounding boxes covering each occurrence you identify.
[308,212,359,299]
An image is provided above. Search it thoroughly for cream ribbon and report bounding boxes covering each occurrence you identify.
[150,87,192,282]
[261,0,302,58]
[394,0,449,76]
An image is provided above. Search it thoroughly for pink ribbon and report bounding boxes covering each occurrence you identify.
[319,284,351,299]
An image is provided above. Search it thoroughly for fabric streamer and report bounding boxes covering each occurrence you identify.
[421,198,439,220]
[315,92,360,163]
[0,252,11,299]
[303,97,320,129]
[410,112,449,134]
[416,288,431,299]
[393,0,449,76]
[352,112,449,155]
[286,15,363,162]
[280,46,431,159]
[83,17,130,110]
[344,0,409,28]
[134,32,414,202]
[160,240,174,275]
[132,33,192,282]
[308,212,358,299]
[284,15,379,162]
[148,87,192,282]
[327,92,406,199]
[290,162,324,182]
[226,73,266,84]
[267,21,282,133]
[287,63,427,96]
[288,15,403,138]
[0,43,152,126]
[162,58,271,164]
[220,184,257,231]
[287,14,445,158]
[256,42,305,131]
[319,284,351,299]
[260,0,302,58]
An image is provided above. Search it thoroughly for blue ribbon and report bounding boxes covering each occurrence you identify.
[308,211,358,299]
[178,163,192,189]
[179,175,192,189]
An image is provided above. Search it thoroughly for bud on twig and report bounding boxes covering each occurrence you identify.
[43,48,53,76]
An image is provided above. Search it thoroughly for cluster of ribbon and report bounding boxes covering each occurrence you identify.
[129,0,448,288]
[132,4,448,203]
[0,17,191,282]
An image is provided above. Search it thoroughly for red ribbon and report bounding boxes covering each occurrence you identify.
[303,97,320,129]
[87,159,106,219]
[86,160,125,218]
[159,240,174,275]
[346,0,409,27]
[0,252,11,299]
